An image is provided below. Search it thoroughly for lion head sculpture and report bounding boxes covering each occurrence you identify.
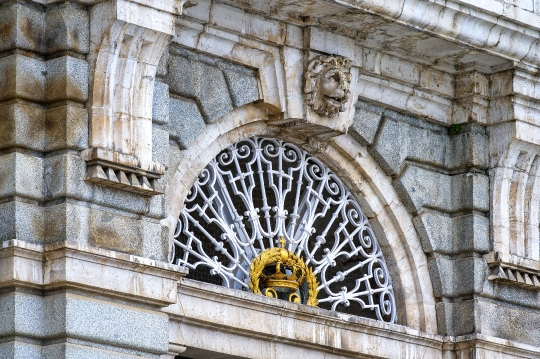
[304,55,352,117]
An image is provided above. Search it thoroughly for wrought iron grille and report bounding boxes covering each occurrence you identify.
[172,137,397,323]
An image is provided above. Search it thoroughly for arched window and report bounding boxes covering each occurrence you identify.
[172,137,397,323]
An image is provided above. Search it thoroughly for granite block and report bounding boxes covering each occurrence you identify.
[474,297,540,348]
[45,4,89,54]
[0,54,46,102]
[43,201,157,252]
[152,81,170,125]
[482,275,540,310]
[45,56,89,103]
[88,210,143,255]
[429,255,486,298]
[0,292,15,336]
[0,152,43,200]
[190,61,233,123]
[436,299,475,336]
[0,102,45,151]
[156,46,169,77]
[166,54,195,97]
[167,96,206,150]
[393,165,452,215]
[393,165,489,215]
[449,130,489,170]
[0,3,45,53]
[0,293,170,356]
[370,116,449,176]
[0,341,42,359]
[452,172,490,212]
[414,209,490,254]
[57,294,169,353]
[44,105,88,151]
[166,54,233,123]
[220,62,260,107]
[349,101,383,146]
[140,221,169,262]
[152,126,169,167]
[0,292,45,339]
[0,200,44,243]
[40,199,165,258]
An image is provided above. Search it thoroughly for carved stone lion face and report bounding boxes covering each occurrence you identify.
[305,55,352,117]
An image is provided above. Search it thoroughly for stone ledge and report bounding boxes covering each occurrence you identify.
[453,333,540,358]
[168,279,540,359]
[172,279,437,342]
[0,240,188,306]
[485,252,540,291]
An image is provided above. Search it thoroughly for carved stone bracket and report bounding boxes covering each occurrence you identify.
[486,252,540,291]
[304,54,352,117]
[488,264,540,290]
[82,147,165,196]
[268,28,359,138]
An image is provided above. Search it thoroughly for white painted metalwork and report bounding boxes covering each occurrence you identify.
[172,137,397,323]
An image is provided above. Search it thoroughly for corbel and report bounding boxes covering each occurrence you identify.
[486,252,540,291]
[270,26,359,138]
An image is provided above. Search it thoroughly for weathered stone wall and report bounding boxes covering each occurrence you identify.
[0,1,89,246]
[0,2,186,358]
[350,99,540,345]
[155,0,540,353]
[0,1,170,262]
[1,0,540,358]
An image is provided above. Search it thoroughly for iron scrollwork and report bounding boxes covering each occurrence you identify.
[172,137,397,323]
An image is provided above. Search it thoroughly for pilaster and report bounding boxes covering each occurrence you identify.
[85,0,197,195]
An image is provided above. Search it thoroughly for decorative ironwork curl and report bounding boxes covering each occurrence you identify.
[172,137,397,323]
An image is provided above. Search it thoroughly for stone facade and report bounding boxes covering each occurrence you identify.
[1,0,540,358]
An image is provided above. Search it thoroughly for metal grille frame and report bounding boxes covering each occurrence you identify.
[172,137,397,323]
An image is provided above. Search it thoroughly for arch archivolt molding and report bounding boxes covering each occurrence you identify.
[164,104,437,333]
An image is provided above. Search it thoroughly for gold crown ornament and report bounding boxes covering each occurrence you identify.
[249,237,319,306]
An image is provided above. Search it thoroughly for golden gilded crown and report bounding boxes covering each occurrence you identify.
[249,237,319,306]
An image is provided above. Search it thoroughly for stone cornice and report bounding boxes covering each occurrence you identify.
[329,0,540,69]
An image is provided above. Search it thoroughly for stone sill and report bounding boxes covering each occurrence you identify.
[167,279,540,358]
[173,278,441,344]
[0,240,188,306]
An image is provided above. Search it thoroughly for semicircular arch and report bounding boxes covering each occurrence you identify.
[164,103,437,333]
